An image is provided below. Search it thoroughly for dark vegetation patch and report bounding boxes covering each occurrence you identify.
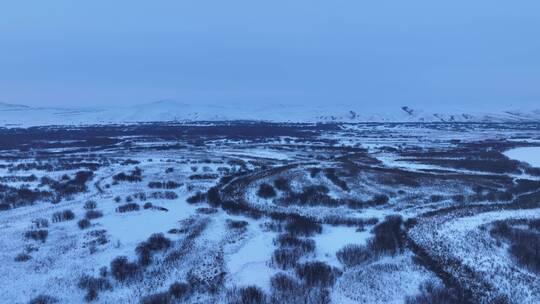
[84,200,97,210]
[186,191,206,204]
[110,256,139,282]
[136,233,172,267]
[323,168,349,191]
[51,209,75,222]
[256,183,276,199]
[295,261,341,288]
[271,234,315,269]
[227,286,267,304]
[140,292,171,304]
[227,219,249,230]
[148,181,181,189]
[169,281,190,300]
[148,191,178,200]
[85,210,103,220]
[273,177,290,192]
[490,220,540,273]
[196,207,218,214]
[116,203,140,213]
[77,274,112,302]
[405,280,461,304]
[28,295,59,304]
[335,215,405,268]
[189,173,219,180]
[0,184,54,210]
[14,253,32,262]
[41,171,94,198]
[78,219,91,229]
[113,167,142,183]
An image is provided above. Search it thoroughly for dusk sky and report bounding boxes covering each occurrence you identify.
[1,1,539,109]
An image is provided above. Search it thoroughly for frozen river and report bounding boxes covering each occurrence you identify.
[505,147,540,168]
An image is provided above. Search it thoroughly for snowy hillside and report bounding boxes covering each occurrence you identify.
[2,100,540,127]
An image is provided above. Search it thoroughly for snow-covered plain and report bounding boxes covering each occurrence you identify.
[0,122,539,303]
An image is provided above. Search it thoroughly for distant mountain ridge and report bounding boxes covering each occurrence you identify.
[2,100,540,127]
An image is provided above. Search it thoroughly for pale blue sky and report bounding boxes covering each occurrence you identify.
[1,1,539,109]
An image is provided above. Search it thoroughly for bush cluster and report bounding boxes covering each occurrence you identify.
[110,256,138,282]
[336,244,371,267]
[78,219,91,229]
[84,201,97,210]
[85,210,103,220]
[24,229,48,242]
[295,261,341,288]
[257,183,276,199]
[112,167,142,183]
[136,233,172,266]
[405,280,460,304]
[148,181,181,189]
[116,203,140,213]
[51,209,75,222]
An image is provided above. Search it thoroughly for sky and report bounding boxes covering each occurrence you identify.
[1,1,539,110]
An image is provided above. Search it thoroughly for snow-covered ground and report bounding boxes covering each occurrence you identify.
[505,147,540,168]
[1,122,538,303]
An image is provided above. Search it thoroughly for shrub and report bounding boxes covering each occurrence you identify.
[112,167,142,183]
[99,266,108,277]
[324,168,349,191]
[114,196,121,203]
[24,229,48,242]
[143,202,153,209]
[369,215,405,255]
[136,234,172,266]
[257,183,277,199]
[273,178,290,192]
[15,253,31,262]
[405,280,460,304]
[147,233,172,251]
[169,281,190,299]
[148,181,181,189]
[227,220,249,230]
[295,261,341,287]
[84,201,97,210]
[52,210,71,222]
[336,244,371,267]
[32,218,49,229]
[85,210,103,220]
[529,219,540,231]
[84,289,98,302]
[186,192,206,204]
[308,167,321,178]
[272,248,301,269]
[285,216,322,236]
[51,209,75,222]
[370,194,389,205]
[228,286,267,304]
[116,203,140,213]
[196,207,218,214]
[110,256,138,281]
[136,244,152,266]
[270,273,301,294]
[78,219,91,229]
[28,295,59,304]
[140,292,171,304]
[207,186,221,206]
[274,234,315,253]
[78,274,112,292]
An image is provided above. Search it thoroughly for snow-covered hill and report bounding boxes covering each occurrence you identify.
[2,100,540,127]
